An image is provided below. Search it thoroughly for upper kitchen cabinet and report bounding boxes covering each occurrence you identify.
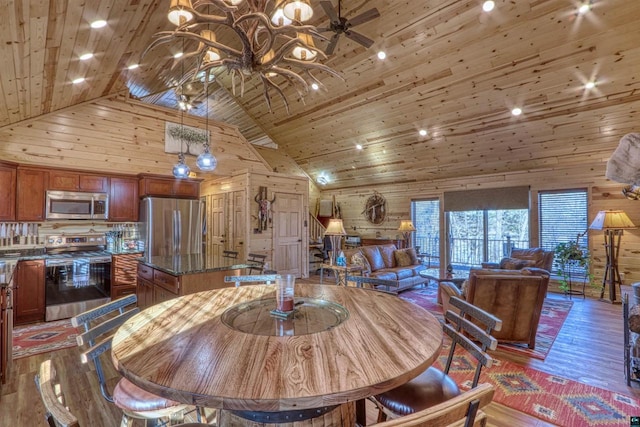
[139,174,202,199]
[0,162,17,221]
[16,167,47,221]
[109,177,139,222]
[48,170,108,192]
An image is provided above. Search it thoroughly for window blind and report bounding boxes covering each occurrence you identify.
[538,190,588,254]
[443,186,530,212]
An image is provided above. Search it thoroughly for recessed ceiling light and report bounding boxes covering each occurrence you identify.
[482,1,495,12]
[419,129,428,137]
[317,176,327,185]
[377,51,386,60]
[511,107,522,116]
[90,19,107,29]
[311,83,319,90]
[578,3,591,14]
[127,63,139,70]
[79,53,93,61]
[72,77,85,84]
[585,81,596,89]
[174,52,183,59]
[356,144,363,150]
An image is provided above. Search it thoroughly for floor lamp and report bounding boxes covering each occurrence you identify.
[398,220,416,249]
[589,210,636,303]
[325,218,346,265]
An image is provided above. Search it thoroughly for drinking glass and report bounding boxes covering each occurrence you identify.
[276,274,295,312]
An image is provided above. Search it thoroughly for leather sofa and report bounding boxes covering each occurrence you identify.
[481,247,554,273]
[439,268,550,349]
[343,244,428,293]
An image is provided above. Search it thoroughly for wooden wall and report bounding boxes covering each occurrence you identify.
[0,97,272,178]
[320,161,640,297]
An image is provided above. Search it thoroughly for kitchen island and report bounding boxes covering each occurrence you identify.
[136,253,256,309]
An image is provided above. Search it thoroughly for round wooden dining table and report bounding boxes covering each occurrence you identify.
[111,283,442,425]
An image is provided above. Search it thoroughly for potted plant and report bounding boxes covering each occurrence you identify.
[554,240,595,296]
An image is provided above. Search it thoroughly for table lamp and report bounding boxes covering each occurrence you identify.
[589,210,636,303]
[324,218,346,265]
[398,220,416,249]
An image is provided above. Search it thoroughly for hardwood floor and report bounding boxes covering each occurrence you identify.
[1,279,638,426]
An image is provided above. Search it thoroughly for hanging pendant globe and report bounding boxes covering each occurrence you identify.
[196,147,217,171]
[172,154,191,178]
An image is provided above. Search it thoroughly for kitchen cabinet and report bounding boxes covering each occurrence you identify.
[138,174,201,199]
[0,163,16,221]
[109,177,139,221]
[16,168,48,221]
[49,170,109,192]
[111,253,141,298]
[14,259,45,325]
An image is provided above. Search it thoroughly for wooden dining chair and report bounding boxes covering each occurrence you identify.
[223,250,239,259]
[224,274,279,287]
[373,297,502,422]
[345,275,399,293]
[35,359,211,427]
[246,252,267,274]
[70,294,195,426]
[369,383,494,427]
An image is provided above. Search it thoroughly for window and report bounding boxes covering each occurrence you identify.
[412,199,440,267]
[538,189,588,274]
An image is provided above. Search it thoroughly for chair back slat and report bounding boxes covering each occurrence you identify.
[449,296,503,333]
[372,383,494,427]
[35,360,80,427]
[444,311,498,351]
[246,253,267,273]
[76,308,140,348]
[70,294,137,329]
[224,274,279,287]
[223,250,239,259]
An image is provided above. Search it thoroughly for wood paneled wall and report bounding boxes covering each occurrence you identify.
[320,161,640,297]
[0,97,271,178]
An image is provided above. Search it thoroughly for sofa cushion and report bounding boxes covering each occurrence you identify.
[379,244,398,268]
[394,248,418,267]
[499,257,535,270]
[361,246,386,271]
[370,270,398,281]
[394,268,415,280]
[351,252,372,275]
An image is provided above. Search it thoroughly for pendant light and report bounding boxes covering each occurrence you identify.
[173,39,191,178]
[196,70,217,172]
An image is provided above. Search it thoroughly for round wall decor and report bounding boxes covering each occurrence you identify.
[362,192,386,224]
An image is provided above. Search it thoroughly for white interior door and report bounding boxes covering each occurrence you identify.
[207,193,226,258]
[273,193,303,277]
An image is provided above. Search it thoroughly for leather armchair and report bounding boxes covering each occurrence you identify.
[481,247,554,273]
[439,268,550,349]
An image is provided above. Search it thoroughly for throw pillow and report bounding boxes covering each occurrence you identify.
[351,252,372,274]
[394,248,417,267]
[499,257,536,270]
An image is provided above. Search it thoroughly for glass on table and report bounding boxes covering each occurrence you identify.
[276,274,295,312]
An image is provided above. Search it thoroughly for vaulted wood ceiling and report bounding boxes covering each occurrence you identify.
[2,0,639,189]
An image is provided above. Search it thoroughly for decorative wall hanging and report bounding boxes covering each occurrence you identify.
[362,191,386,224]
[255,186,276,232]
[165,121,210,156]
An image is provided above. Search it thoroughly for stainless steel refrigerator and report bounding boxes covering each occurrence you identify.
[139,197,203,259]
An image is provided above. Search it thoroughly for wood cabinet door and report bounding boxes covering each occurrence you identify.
[139,176,200,199]
[79,175,108,192]
[48,170,79,190]
[109,177,139,221]
[0,165,16,221]
[136,277,154,309]
[14,260,45,325]
[16,168,47,221]
[153,284,178,305]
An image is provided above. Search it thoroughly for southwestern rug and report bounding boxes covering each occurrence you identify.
[437,350,640,427]
[400,283,573,360]
[12,319,77,359]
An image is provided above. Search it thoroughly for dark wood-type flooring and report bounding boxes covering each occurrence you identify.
[1,278,638,426]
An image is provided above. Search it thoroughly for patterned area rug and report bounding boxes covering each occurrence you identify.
[400,283,573,360]
[438,350,640,426]
[13,319,77,359]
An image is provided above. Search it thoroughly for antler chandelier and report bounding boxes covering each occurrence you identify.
[144,0,343,112]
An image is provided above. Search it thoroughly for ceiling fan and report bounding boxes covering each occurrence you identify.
[318,0,380,55]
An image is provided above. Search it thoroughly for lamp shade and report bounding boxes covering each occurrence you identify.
[398,220,416,232]
[283,0,313,22]
[589,210,636,230]
[325,218,346,235]
[168,0,194,25]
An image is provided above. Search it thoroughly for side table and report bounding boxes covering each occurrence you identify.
[320,264,363,286]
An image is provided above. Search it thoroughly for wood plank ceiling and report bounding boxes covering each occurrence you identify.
[1,0,639,189]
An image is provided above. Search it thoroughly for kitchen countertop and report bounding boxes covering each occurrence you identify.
[139,254,256,276]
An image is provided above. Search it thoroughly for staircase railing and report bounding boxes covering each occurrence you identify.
[309,213,325,243]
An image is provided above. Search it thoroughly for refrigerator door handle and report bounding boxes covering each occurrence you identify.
[174,209,182,254]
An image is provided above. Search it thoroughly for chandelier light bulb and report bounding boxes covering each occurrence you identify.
[283,0,313,22]
[271,8,292,26]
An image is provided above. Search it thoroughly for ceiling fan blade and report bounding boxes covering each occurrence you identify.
[344,30,374,48]
[325,34,340,55]
[347,8,380,27]
[320,1,339,23]
[316,27,332,32]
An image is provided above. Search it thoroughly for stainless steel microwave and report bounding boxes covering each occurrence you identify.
[45,191,109,220]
